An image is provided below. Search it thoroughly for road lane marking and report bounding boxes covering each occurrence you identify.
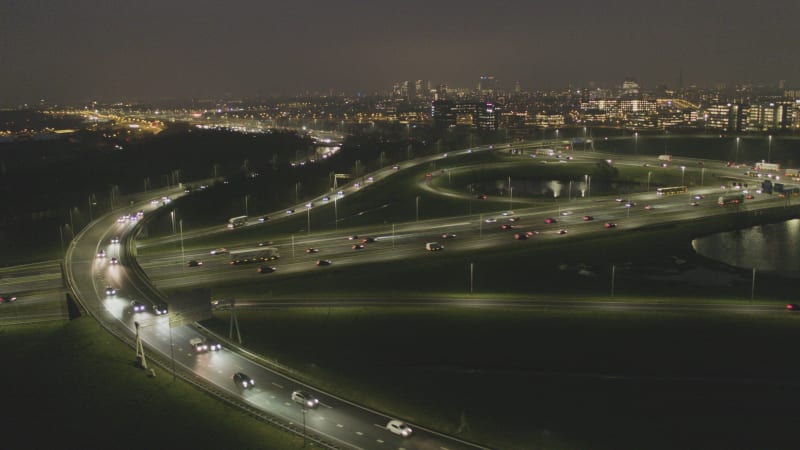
[272,382,283,389]
[356,431,363,436]
[336,424,343,428]
[376,439,384,444]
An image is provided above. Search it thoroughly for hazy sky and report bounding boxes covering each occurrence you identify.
[1,0,799,104]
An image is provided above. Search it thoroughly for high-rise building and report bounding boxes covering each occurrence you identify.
[621,78,640,97]
[431,100,455,128]
[476,102,498,130]
[479,75,499,94]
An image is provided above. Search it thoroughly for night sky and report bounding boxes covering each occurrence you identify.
[2,0,799,104]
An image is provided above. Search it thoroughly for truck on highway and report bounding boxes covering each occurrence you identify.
[425,242,444,251]
[227,215,248,229]
[755,162,780,172]
[658,154,672,161]
[230,247,280,265]
[718,193,744,205]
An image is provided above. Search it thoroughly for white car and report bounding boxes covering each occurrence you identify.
[291,390,320,408]
[386,419,413,437]
[484,218,497,223]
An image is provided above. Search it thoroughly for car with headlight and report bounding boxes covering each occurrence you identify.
[514,233,527,240]
[291,390,320,408]
[109,257,119,265]
[233,372,255,389]
[361,237,375,244]
[258,266,276,273]
[316,259,332,266]
[558,229,568,235]
[206,340,222,351]
[153,304,168,315]
[286,209,295,214]
[604,222,617,228]
[386,419,413,437]
[476,194,487,200]
[484,217,497,223]
[210,248,228,255]
[110,236,120,244]
[544,217,557,224]
[131,301,146,313]
[96,249,106,258]
[187,260,203,267]
[104,286,117,296]
[582,215,594,221]
[305,247,319,253]
[442,233,456,239]
[0,294,18,303]
[352,244,364,250]
[787,304,799,312]
[347,235,359,240]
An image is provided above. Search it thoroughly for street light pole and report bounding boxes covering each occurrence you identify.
[634,132,638,154]
[179,219,185,270]
[768,135,773,163]
[681,166,686,185]
[307,206,310,235]
[736,137,740,164]
[647,171,652,191]
[416,196,420,222]
[170,210,176,234]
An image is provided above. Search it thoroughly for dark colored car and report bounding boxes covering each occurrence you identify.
[352,244,364,250]
[544,218,557,224]
[316,259,332,266]
[233,372,255,388]
[361,237,375,244]
[258,266,276,273]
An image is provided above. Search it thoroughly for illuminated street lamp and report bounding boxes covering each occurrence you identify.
[768,135,773,163]
[634,132,638,154]
[415,196,420,222]
[735,137,740,164]
[680,166,686,185]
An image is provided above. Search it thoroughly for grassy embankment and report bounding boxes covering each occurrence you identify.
[0,318,306,449]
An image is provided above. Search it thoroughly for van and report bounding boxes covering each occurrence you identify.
[425,242,444,251]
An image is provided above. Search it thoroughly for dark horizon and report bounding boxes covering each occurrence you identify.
[2,0,799,105]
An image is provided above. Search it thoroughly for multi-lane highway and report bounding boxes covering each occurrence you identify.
[65,141,793,449]
[66,194,491,448]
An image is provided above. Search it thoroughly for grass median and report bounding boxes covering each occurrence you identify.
[203,305,800,450]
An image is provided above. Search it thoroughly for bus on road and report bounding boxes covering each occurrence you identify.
[657,186,688,196]
[227,216,248,229]
[230,247,280,265]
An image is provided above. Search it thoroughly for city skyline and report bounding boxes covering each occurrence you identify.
[2,0,799,104]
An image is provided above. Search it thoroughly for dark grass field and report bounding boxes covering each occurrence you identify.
[0,318,305,449]
[203,306,800,450]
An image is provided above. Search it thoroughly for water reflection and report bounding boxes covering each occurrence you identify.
[693,219,800,277]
